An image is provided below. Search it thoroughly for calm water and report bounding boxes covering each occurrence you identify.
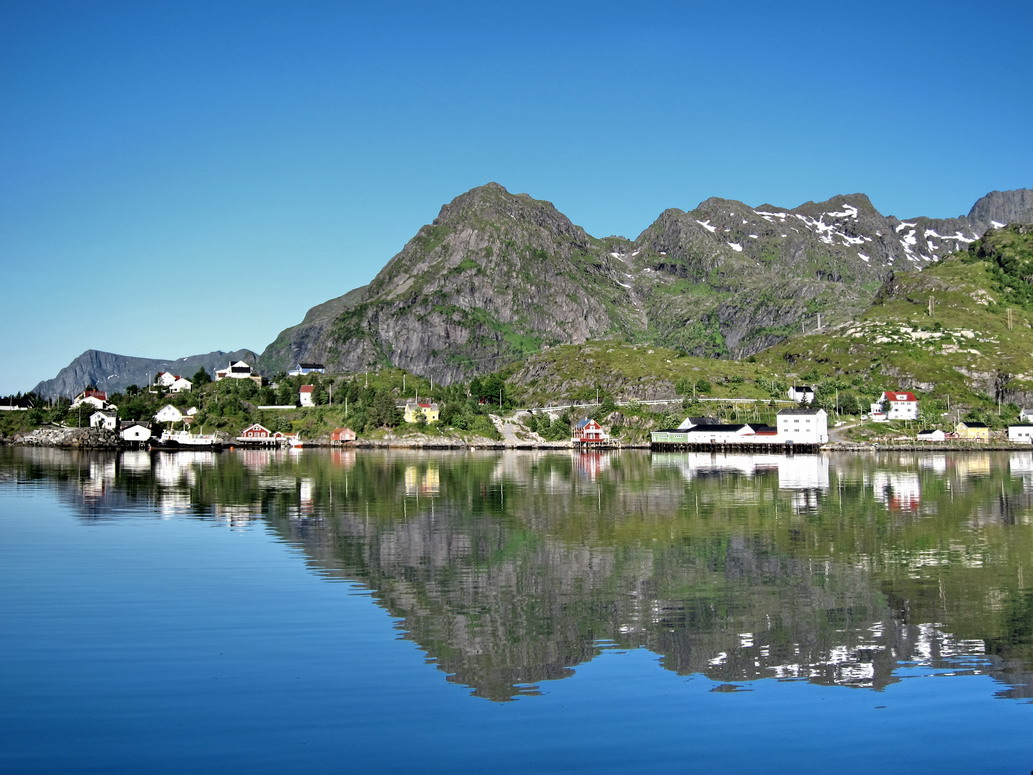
[2,446,1033,773]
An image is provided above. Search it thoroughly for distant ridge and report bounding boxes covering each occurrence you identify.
[32,348,259,399]
[259,184,1033,382]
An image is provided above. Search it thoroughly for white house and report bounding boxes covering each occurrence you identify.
[215,361,262,384]
[871,391,919,421]
[71,389,110,410]
[90,409,118,430]
[154,404,185,424]
[917,429,946,442]
[1021,409,1033,422]
[776,408,829,444]
[120,423,152,443]
[682,423,755,444]
[788,385,816,404]
[299,385,315,407]
[169,377,192,393]
[288,362,325,376]
[154,372,177,389]
[1008,425,1033,444]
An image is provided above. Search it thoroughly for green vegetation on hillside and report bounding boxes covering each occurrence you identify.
[754,225,1033,424]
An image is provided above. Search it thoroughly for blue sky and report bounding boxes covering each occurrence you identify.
[2,0,1031,395]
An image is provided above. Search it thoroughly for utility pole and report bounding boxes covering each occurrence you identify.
[928,296,934,317]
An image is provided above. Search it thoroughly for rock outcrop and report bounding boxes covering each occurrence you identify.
[15,426,120,448]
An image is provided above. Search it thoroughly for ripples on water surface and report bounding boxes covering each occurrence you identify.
[2,447,1033,773]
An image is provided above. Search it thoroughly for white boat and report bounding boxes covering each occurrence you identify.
[151,429,224,450]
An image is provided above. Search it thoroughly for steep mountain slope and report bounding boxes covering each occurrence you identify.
[260,185,1033,382]
[32,348,258,399]
[261,183,639,380]
[754,224,1033,407]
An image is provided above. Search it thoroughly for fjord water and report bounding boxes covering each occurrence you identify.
[2,448,1032,773]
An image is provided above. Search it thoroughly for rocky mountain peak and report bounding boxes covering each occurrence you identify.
[967,188,1033,226]
[256,183,1032,383]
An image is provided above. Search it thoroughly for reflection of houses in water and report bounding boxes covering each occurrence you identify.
[404,466,440,497]
[573,451,612,481]
[777,455,829,490]
[236,449,276,472]
[490,452,528,484]
[330,449,356,470]
[288,477,317,520]
[119,451,152,474]
[152,451,217,516]
[214,502,262,528]
[871,471,921,512]
[918,454,948,475]
[80,459,117,501]
[777,456,830,515]
[152,451,216,489]
[652,453,829,511]
[1010,452,1033,492]
[953,454,992,481]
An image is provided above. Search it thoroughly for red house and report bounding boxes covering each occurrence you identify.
[573,418,607,443]
[331,427,356,443]
[238,423,272,439]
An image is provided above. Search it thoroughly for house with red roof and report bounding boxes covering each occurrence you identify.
[573,418,608,443]
[71,389,111,410]
[870,391,919,421]
[299,385,315,407]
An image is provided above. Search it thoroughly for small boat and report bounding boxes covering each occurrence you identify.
[150,429,224,451]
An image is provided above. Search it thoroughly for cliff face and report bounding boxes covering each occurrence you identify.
[261,183,641,381]
[259,184,1033,382]
[32,348,258,399]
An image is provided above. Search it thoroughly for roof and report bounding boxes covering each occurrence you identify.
[883,391,918,402]
[297,362,324,369]
[299,385,314,392]
[959,421,989,428]
[1009,424,1033,429]
[777,408,826,416]
[685,423,749,433]
[791,385,814,391]
[750,424,778,433]
[917,429,943,435]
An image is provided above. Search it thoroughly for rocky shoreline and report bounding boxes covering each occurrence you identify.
[4,428,1032,453]
[9,426,122,449]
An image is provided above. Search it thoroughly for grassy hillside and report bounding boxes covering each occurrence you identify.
[506,341,787,406]
[755,225,1033,421]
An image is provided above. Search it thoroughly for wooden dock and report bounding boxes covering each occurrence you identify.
[650,440,820,453]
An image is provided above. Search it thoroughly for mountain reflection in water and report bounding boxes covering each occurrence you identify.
[6,446,1033,703]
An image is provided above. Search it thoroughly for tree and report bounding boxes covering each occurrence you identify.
[191,367,212,386]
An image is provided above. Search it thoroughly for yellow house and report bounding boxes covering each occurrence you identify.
[404,401,439,424]
[955,421,990,441]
